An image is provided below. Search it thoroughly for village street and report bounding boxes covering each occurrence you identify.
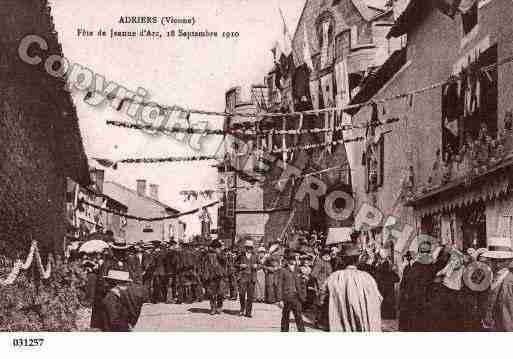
[79,300,397,332]
[133,300,319,332]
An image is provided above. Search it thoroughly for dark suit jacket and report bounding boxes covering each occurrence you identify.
[277,266,307,303]
[128,254,144,284]
[151,249,168,276]
[236,252,259,283]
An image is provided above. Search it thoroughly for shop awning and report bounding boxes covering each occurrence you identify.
[406,157,513,217]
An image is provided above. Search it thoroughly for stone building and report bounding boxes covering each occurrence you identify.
[0,0,90,256]
[348,0,513,253]
[219,0,402,244]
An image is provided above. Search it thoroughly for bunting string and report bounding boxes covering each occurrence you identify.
[106,117,401,136]
[93,55,513,121]
[96,133,367,166]
[79,199,219,222]
[119,155,221,164]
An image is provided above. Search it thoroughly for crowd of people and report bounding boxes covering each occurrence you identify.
[75,228,513,332]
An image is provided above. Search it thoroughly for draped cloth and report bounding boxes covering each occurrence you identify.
[324,266,383,332]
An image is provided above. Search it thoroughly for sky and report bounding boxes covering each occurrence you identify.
[49,0,305,235]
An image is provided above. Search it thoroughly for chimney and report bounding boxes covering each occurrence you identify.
[149,184,159,200]
[136,179,146,197]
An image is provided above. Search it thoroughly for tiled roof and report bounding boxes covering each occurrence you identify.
[387,0,431,38]
[104,181,180,214]
[346,47,407,114]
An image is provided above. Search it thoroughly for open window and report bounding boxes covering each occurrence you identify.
[441,44,497,160]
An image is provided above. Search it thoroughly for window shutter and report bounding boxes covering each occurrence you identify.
[351,25,358,47]
[378,136,385,187]
[364,151,370,193]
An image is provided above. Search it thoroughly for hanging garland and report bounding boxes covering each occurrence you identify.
[119,155,221,164]
[91,55,513,127]
[106,116,402,137]
[79,198,219,222]
[268,136,365,154]
[0,241,53,286]
[180,190,216,202]
[106,120,226,135]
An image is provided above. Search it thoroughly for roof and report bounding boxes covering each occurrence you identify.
[291,0,392,57]
[346,47,407,115]
[352,0,390,21]
[103,181,180,214]
[406,156,513,217]
[387,0,432,38]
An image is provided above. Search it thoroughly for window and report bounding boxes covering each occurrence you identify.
[312,53,321,72]
[461,2,478,35]
[459,203,486,250]
[364,135,385,193]
[421,214,441,238]
[317,16,335,69]
[357,23,373,45]
[441,45,497,160]
[335,30,351,60]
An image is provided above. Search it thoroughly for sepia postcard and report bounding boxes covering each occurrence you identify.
[2,1,513,353]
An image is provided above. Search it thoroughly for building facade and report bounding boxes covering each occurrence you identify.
[218,0,403,245]
[349,0,513,253]
[103,180,185,244]
[65,165,128,242]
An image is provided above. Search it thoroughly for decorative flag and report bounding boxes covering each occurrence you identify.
[320,21,330,69]
[282,117,288,165]
[92,158,118,170]
[303,26,314,70]
[278,7,292,55]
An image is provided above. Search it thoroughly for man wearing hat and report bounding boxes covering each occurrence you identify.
[200,240,226,314]
[165,239,180,303]
[482,237,513,331]
[397,238,447,331]
[236,240,259,317]
[320,242,383,331]
[223,246,239,301]
[176,240,198,304]
[91,237,135,330]
[149,241,169,304]
[277,251,306,331]
[311,248,333,329]
[102,270,145,332]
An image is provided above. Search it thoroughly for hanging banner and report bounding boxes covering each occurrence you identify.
[334,58,351,126]
[321,73,335,152]
[309,79,320,110]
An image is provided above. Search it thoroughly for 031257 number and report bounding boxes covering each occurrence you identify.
[12,338,44,347]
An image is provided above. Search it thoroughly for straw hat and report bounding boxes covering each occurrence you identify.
[104,270,132,283]
[269,243,280,254]
[467,247,488,260]
[257,246,266,253]
[244,240,254,248]
[482,237,513,260]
